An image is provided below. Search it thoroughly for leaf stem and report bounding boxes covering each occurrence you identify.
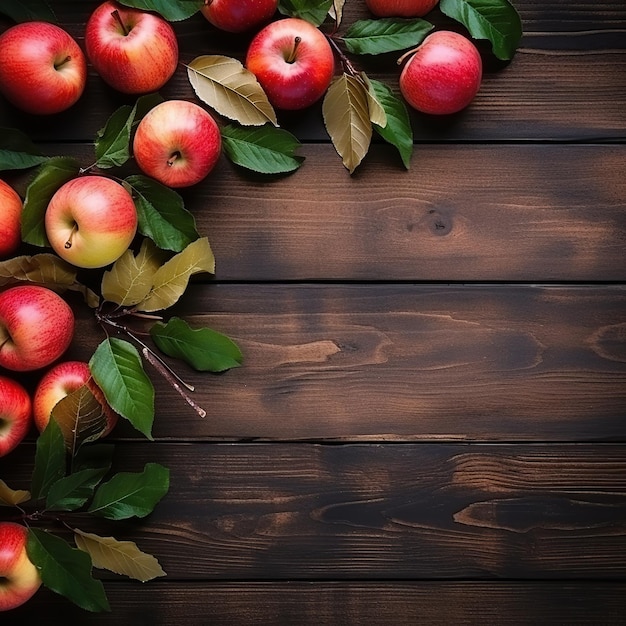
[327,35,360,78]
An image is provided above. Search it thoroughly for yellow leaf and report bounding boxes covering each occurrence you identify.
[0,479,30,506]
[322,73,373,174]
[74,529,166,582]
[329,0,346,26]
[187,55,278,127]
[361,72,387,128]
[101,239,167,307]
[137,237,215,313]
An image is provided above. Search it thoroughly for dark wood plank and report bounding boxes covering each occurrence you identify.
[3,442,626,579]
[42,284,626,441]
[5,581,626,625]
[9,143,626,282]
[1,2,625,142]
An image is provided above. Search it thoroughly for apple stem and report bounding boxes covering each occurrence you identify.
[285,37,302,64]
[111,9,130,36]
[167,152,181,167]
[54,55,72,70]
[65,224,78,249]
[397,47,420,66]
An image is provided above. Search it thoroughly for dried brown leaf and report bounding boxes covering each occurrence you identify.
[322,73,373,174]
[0,479,30,506]
[187,55,278,127]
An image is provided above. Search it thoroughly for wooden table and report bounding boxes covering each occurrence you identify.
[2,1,626,623]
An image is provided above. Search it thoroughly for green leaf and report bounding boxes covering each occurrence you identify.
[125,175,199,252]
[0,127,49,171]
[89,338,155,440]
[221,124,304,174]
[45,467,110,512]
[439,0,523,61]
[95,94,163,169]
[72,443,115,475]
[151,316,243,372]
[0,0,56,23]
[278,0,333,26]
[135,237,215,312]
[343,18,433,55]
[21,157,80,247]
[88,463,170,520]
[117,0,203,21]
[27,528,110,613]
[368,79,413,169]
[31,418,66,501]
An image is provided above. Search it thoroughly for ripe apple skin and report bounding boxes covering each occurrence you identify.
[0,376,32,458]
[133,100,222,188]
[0,21,87,115]
[85,0,179,94]
[245,18,335,111]
[0,180,23,259]
[399,30,482,115]
[33,360,119,436]
[45,175,138,269]
[366,0,439,17]
[0,522,42,611]
[0,285,74,372]
[201,0,278,33]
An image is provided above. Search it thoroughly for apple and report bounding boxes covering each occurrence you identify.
[45,175,137,269]
[365,0,439,17]
[0,21,86,116]
[201,0,278,33]
[399,30,482,115]
[0,523,42,611]
[0,376,32,458]
[0,180,23,259]
[0,284,74,372]
[33,361,118,436]
[132,100,222,188]
[85,0,179,94]
[245,17,335,111]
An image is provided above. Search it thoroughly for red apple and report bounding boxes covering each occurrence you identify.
[0,21,87,115]
[245,17,335,111]
[201,0,278,33]
[0,376,32,458]
[45,175,137,269]
[399,30,482,115]
[366,0,439,17]
[132,100,222,188]
[85,0,179,94]
[0,285,74,372]
[0,523,42,611]
[33,361,119,436]
[0,180,22,259]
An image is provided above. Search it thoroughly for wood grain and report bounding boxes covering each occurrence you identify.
[1,2,624,142]
[11,143,626,282]
[3,443,626,580]
[6,582,626,625]
[47,284,626,442]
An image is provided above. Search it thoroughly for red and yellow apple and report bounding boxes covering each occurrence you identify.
[245,18,335,111]
[44,175,137,269]
[366,0,439,17]
[85,0,179,94]
[201,0,278,33]
[0,523,42,611]
[399,30,482,115]
[0,21,87,115]
[0,284,74,372]
[132,100,222,188]
[0,376,32,458]
[33,360,118,436]
[0,180,22,259]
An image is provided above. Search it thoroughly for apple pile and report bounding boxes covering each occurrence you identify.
[0,0,523,613]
